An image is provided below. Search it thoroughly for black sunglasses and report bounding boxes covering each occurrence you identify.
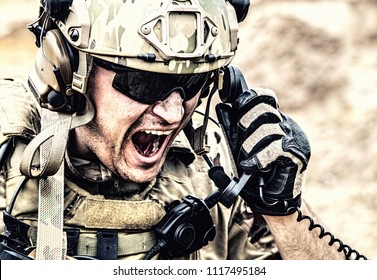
[94,59,213,105]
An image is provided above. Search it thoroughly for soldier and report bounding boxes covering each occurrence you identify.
[0,0,363,260]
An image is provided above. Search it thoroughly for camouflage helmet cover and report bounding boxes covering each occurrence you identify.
[58,0,239,74]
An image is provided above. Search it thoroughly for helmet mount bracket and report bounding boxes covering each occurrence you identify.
[138,0,219,61]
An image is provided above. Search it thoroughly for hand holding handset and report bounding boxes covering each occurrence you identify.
[217,65,311,216]
[215,65,366,259]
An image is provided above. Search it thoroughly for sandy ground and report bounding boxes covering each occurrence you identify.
[0,0,376,259]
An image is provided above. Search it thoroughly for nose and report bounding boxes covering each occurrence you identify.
[152,91,184,124]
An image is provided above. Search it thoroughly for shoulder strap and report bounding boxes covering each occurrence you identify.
[18,94,94,260]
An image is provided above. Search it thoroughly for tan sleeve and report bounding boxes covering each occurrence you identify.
[0,78,41,231]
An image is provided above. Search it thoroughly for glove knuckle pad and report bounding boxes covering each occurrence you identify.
[239,103,282,130]
[242,123,285,155]
[235,88,279,118]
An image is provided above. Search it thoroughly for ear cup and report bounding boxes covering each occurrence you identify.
[45,0,73,20]
[218,65,249,104]
[229,0,250,22]
[28,29,78,111]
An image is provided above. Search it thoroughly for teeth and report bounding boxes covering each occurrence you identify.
[151,136,160,154]
[142,130,173,136]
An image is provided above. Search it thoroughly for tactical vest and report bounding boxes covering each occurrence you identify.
[0,78,279,260]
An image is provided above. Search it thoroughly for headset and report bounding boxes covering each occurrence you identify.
[27,1,81,112]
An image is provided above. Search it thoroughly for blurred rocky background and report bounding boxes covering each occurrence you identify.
[1,0,376,259]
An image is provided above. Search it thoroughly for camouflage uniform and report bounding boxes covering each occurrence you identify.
[0,78,279,260]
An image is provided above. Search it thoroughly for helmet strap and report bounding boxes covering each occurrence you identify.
[71,52,93,95]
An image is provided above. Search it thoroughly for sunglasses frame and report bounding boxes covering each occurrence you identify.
[93,59,214,104]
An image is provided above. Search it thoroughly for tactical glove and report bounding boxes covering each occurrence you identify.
[216,88,311,216]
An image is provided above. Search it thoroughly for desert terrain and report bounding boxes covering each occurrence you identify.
[0,0,376,259]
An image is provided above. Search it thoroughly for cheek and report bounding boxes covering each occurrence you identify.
[92,87,147,131]
[90,67,147,122]
[183,95,201,118]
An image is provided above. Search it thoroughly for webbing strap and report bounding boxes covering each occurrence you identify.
[72,231,157,257]
[19,100,94,178]
[35,109,67,259]
[20,99,94,260]
[19,52,93,260]
[72,52,92,94]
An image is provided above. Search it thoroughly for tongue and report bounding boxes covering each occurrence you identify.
[133,132,157,156]
[133,132,154,144]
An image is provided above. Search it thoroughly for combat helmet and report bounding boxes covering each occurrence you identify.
[28,0,249,112]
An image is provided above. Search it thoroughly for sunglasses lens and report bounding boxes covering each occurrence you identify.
[112,71,211,104]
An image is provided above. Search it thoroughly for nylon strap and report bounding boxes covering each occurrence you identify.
[184,75,219,156]
[74,231,157,257]
[36,108,68,259]
[20,99,94,178]
[72,52,91,94]
[20,98,94,260]
[19,52,94,260]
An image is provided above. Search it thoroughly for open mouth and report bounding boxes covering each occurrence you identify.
[132,130,172,157]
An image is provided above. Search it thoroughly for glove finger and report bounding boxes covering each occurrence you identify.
[241,122,285,159]
[238,102,282,141]
[235,88,279,119]
[280,114,311,172]
[235,88,282,145]
[240,138,306,175]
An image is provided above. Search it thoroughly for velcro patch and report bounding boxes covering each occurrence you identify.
[85,198,165,229]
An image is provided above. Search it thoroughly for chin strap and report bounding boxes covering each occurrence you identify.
[184,70,224,156]
[19,97,94,260]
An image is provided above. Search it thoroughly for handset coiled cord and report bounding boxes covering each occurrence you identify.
[207,160,368,260]
[288,206,368,260]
